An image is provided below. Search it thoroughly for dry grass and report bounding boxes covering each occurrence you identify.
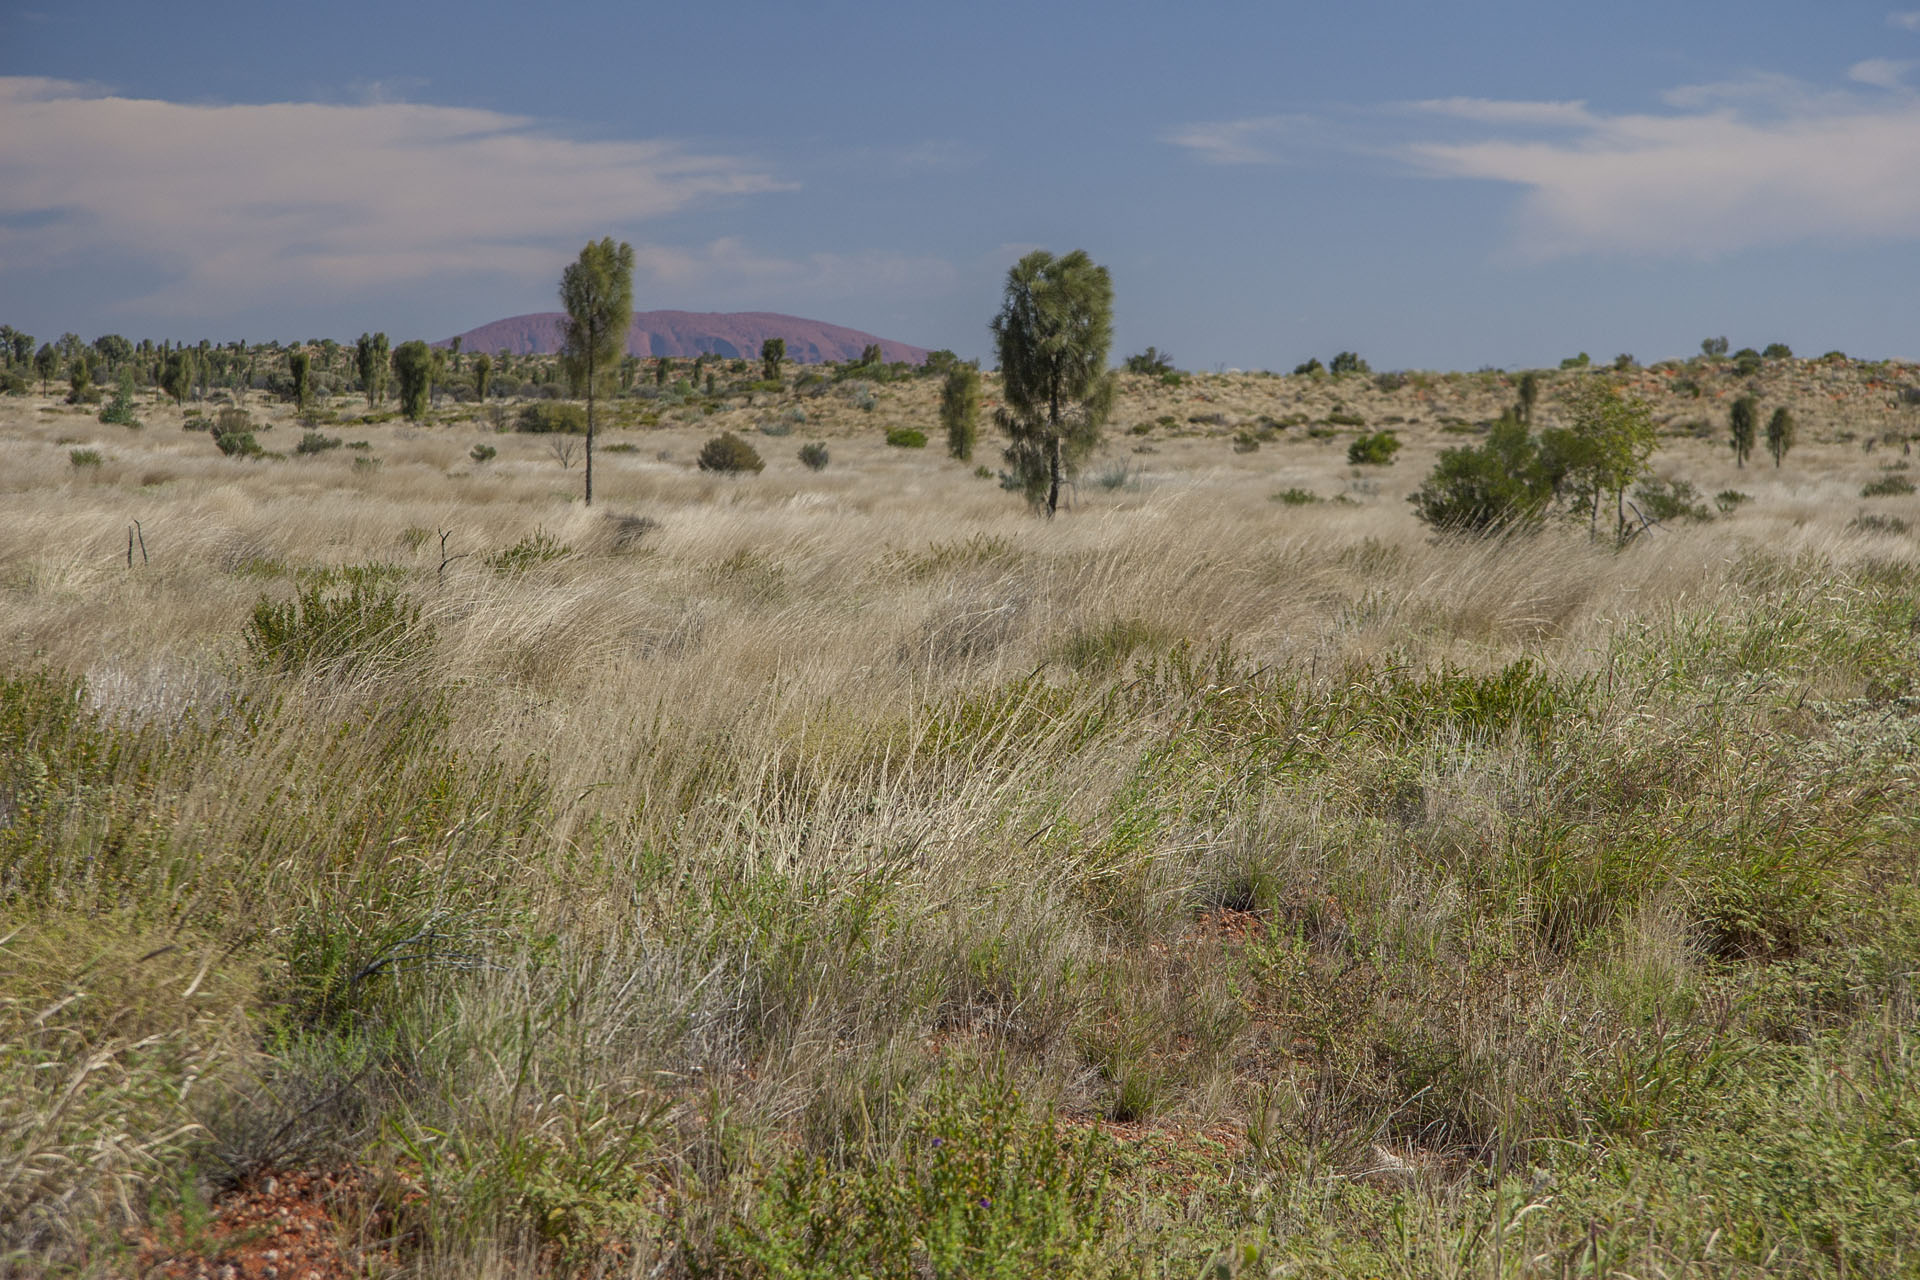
[3,365,1919,1276]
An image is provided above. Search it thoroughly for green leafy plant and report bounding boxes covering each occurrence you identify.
[484,529,571,574]
[729,1072,1113,1279]
[1632,476,1713,523]
[1861,474,1915,497]
[214,430,262,458]
[515,402,587,434]
[885,427,927,449]
[697,432,765,473]
[295,430,341,455]
[245,576,430,674]
[97,373,140,427]
[1346,431,1401,465]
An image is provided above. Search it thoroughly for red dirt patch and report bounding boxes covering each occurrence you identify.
[132,1169,398,1280]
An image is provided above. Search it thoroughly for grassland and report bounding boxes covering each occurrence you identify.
[3,355,1920,1277]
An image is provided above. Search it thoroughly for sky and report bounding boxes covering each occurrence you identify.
[2,0,1918,370]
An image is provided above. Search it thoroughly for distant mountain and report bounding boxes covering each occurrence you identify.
[440,311,929,365]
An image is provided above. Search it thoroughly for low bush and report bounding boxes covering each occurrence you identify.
[214,430,262,458]
[697,432,765,473]
[1862,474,1916,498]
[1632,476,1713,523]
[1715,489,1753,513]
[1850,512,1910,535]
[68,448,102,469]
[485,529,571,574]
[295,430,341,455]
[515,402,586,434]
[1410,417,1553,533]
[245,575,430,675]
[1271,487,1320,505]
[97,376,140,428]
[469,444,497,464]
[1346,431,1401,465]
[797,442,829,471]
[884,427,927,449]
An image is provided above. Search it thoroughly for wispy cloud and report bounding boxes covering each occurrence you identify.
[1402,71,1920,259]
[1849,57,1917,89]
[1413,98,1596,128]
[0,77,790,314]
[633,237,958,301]
[1163,114,1312,165]
[1892,10,1920,31]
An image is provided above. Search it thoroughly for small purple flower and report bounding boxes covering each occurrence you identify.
[979,1198,992,1209]
[930,1138,943,1148]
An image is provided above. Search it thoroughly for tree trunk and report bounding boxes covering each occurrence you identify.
[585,345,595,507]
[1045,388,1062,518]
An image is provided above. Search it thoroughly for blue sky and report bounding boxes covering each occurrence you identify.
[3,0,1917,368]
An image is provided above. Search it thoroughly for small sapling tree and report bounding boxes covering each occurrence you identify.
[941,362,981,461]
[1765,406,1796,468]
[991,248,1115,517]
[1729,395,1758,469]
[355,332,390,407]
[559,236,635,506]
[160,350,193,406]
[760,337,786,384]
[473,353,492,402]
[392,341,433,421]
[288,349,311,407]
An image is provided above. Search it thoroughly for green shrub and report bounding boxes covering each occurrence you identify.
[245,577,430,674]
[1763,342,1793,360]
[485,529,571,574]
[351,455,380,473]
[214,430,262,458]
[1850,513,1910,535]
[1123,347,1175,375]
[797,442,829,471]
[68,448,102,468]
[1410,418,1553,533]
[295,430,341,455]
[1271,487,1320,505]
[1292,357,1324,376]
[1231,430,1260,453]
[1862,474,1916,498]
[1329,351,1369,375]
[728,1072,1113,1279]
[515,402,587,434]
[1346,430,1401,465]
[469,444,497,464]
[1632,476,1713,522]
[697,432,764,473]
[97,375,140,427]
[884,427,927,449]
[1715,489,1752,514]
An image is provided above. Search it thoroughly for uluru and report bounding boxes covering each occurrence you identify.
[441,310,929,365]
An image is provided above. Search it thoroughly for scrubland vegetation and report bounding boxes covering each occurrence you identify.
[3,327,1920,1277]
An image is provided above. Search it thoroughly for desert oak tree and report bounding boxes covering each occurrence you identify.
[559,237,635,507]
[990,249,1115,517]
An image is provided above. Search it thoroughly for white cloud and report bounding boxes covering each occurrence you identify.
[1891,10,1920,31]
[0,77,790,313]
[1163,115,1310,165]
[1403,73,1920,259]
[633,237,958,300]
[1849,57,1917,89]
[1413,98,1595,127]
